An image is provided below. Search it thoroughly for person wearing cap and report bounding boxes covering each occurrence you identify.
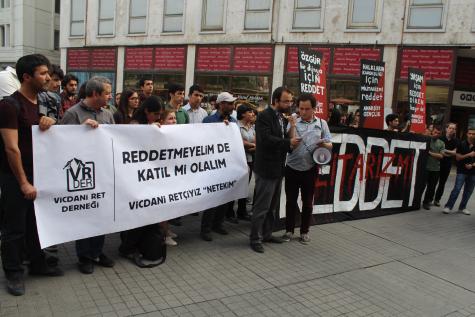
[281,93,332,244]
[249,87,302,253]
[200,92,237,241]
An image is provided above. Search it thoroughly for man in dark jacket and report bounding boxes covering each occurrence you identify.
[249,87,301,253]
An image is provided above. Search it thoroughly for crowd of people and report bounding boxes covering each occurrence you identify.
[0,54,473,298]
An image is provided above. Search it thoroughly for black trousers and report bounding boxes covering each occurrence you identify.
[0,173,45,279]
[434,164,451,202]
[201,204,227,233]
[119,224,161,256]
[423,170,440,205]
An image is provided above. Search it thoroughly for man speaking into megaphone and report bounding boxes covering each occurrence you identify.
[281,93,332,244]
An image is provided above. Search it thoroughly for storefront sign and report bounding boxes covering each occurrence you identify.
[125,47,154,70]
[333,48,381,76]
[452,90,475,108]
[67,49,91,70]
[286,46,331,73]
[408,68,426,133]
[154,47,186,70]
[306,128,428,216]
[359,60,385,129]
[90,48,116,70]
[298,47,327,119]
[196,46,232,71]
[233,46,273,72]
[400,49,453,81]
[32,124,248,248]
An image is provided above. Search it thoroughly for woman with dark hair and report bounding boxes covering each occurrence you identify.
[119,95,166,267]
[113,89,139,124]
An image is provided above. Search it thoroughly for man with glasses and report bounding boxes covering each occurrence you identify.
[249,87,301,253]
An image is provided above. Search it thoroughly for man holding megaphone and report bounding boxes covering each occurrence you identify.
[282,93,332,244]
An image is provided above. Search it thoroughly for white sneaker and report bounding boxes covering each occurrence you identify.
[443,207,452,214]
[167,230,178,239]
[299,234,311,244]
[461,209,471,215]
[281,232,293,242]
[165,236,177,246]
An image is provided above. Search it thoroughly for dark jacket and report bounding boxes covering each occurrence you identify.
[253,106,291,178]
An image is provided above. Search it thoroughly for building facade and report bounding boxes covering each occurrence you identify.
[60,0,475,133]
[0,0,60,67]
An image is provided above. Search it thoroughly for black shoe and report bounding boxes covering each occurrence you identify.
[225,217,239,224]
[422,203,431,210]
[263,236,285,244]
[6,276,24,296]
[434,200,440,207]
[250,243,264,253]
[212,227,229,235]
[200,232,213,241]
[169,218,182,226]
[78,257,94,274]
[93,253,115,268]
[29,263,64,277]
[237,214,252,221]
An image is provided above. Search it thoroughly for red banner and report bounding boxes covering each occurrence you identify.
[360,60,385,129]
[298,47,328,120]
[287,46,331,73]
[333,48,381,76]
[408,68,426,134]
[400,49,453,81]
[67,49,90,70]
[233,46,273,72]
[196,47,232,71]
[125,47,154,70]
[154,47,186,70]
[90,48,116,70]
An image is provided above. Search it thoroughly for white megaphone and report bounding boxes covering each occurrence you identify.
[313,147,332,165]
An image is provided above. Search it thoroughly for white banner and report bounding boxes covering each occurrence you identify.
[33,123,249,248]
[452,90,475,108]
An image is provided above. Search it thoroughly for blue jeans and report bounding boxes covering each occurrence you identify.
[445,173,475,211]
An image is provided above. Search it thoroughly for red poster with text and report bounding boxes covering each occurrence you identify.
[315,62,328,120]
[408,68,426,134]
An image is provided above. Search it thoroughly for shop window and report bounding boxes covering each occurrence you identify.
[347,0,380,29]
[201,0,225,31]
[0,0,10,9]
[70,71,117,99]
[70,0,85,36]
[0,24,9,47]
[397,84,449,125]
[163,0,184,33]
[293,0,322,30]
[407,0,445,29]
[98,0,115,36]
[123,72,186,101]
[129,0,147,34]
[245,0,272,31]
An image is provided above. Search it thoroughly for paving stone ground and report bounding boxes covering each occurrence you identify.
[1,173,475,317]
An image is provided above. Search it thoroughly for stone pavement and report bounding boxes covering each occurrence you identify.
[1,174,475,317]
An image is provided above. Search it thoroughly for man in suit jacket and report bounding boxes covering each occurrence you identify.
[250,87,301,253]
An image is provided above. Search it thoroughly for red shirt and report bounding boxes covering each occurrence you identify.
[60,91,78,115]
[0,91,39,176]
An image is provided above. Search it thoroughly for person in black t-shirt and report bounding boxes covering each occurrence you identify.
[434,123,459,206]
[443,127,475,215]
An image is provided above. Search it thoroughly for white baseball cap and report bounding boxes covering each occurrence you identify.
[216,92,237,103]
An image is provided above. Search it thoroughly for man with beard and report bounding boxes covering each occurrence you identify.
[422,126,445,210]
[0,54,63,296]
[60,73,78,115]
[249,87,301,253]
[200,92,237,241]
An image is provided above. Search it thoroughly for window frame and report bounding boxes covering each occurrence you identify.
[291,0,325,32]
[201,0,227,33]
[405,0,447,32]
[0,24,10,47]
[128,0,149,35]
[346,0,383,32]
[70,0,86,37]
[98,0,116,37]
[244,0,273,32]
[0,0,10,9]
[162,0,185,34]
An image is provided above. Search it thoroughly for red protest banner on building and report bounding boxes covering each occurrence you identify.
[408,68,426,134]
[359,60,385,129]
[298,47,327,120]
